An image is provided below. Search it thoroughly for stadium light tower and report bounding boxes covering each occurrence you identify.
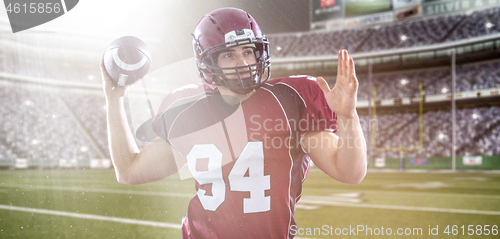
[451,49,457,171]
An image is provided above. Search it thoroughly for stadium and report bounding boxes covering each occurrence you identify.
[1,0,500,238]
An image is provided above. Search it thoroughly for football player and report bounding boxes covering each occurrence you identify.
[101,7,367,239]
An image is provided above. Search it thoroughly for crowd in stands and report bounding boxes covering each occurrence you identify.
[357,60,500,101]
[2,7,499,87]
[0,84,498,163]
[60,92,110,158]
[269,7,500,57]
[362,106,500,159]
[448,7,500,41]
[1,6,499,164]
[0,86,155,162]
[0,87,101,161]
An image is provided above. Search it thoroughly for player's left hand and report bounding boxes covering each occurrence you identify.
[317,49,359,118]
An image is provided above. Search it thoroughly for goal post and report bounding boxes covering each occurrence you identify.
[371,82,424,170]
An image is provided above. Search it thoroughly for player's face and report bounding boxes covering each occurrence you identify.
[216,45,257,80]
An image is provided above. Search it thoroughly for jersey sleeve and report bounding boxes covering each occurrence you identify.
[272,76,338,135]
[152,83,217,142]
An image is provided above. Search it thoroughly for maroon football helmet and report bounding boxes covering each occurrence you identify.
[192,8,271,94]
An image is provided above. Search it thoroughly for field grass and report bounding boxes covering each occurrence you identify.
[1,169,499,238]
[345,0,392,17]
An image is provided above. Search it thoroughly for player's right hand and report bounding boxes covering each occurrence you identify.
[317,49,359,119]
[100,57,132,101]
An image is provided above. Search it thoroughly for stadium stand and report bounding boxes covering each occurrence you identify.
[0,86,101,164]
[363,106,500,159]
[268,7,500,55]
[447,7,500,41]
[1,6,499,168]
[60,92,110,158]
[357,59,500,101]
[1,83,498,164]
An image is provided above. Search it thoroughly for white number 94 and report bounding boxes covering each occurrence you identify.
[186,142,270,213]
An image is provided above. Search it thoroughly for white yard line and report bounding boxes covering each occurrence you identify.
[299,199,500,216]
[0,184,193,198]
[0,204,181,229]
[304,188,500,199]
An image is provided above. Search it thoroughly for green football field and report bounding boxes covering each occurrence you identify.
[345,0,392,17]
[1,169,499,238]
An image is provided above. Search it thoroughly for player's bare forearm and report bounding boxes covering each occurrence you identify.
[101,59,177,185]
[105,93,179,184]
[105,96,141,183]
[334,113,367,184]
[303,119,366,185]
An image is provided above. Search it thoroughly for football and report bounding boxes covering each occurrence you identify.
[103,36,152,87]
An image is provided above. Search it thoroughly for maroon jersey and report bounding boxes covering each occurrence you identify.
[152,76,337,239]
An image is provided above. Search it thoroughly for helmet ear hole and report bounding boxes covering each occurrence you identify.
[255,50,261,60]
[198,62,207,70]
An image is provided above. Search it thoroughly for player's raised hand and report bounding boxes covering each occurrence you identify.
[317,49,359,118]
[100,57,131,101]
